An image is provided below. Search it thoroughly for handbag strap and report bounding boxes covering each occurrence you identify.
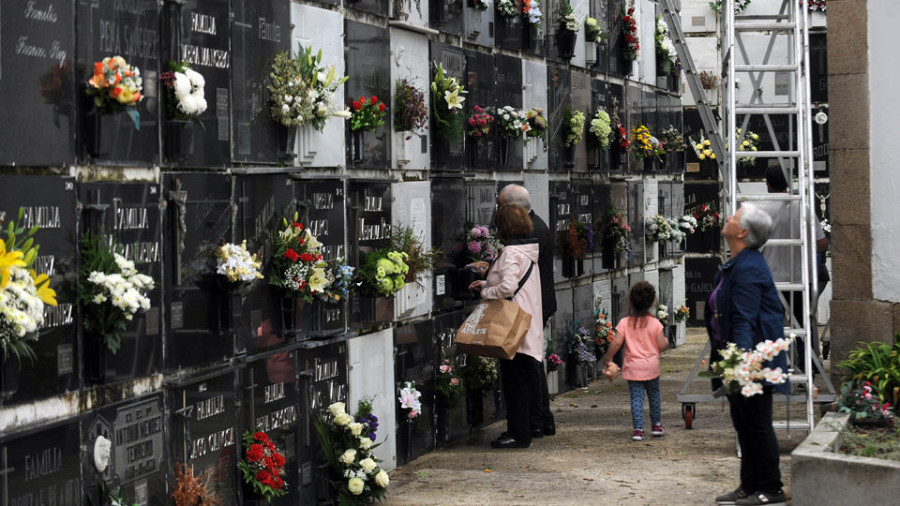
[506,262,534,301]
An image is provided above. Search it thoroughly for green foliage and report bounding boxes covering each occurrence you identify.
[459,354,499,391]
[78,233,126,354]
[390,225,442,284]
[837,334,900,406]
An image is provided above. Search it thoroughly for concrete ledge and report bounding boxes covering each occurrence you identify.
[791,412,900,506]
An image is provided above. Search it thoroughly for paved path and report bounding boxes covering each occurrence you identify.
[385,329,813,505]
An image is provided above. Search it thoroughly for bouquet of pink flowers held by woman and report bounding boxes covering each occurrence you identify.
[701,334,795,397]
[464,224,502,263]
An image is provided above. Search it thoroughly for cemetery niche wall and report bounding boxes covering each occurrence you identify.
[0,0,692,499]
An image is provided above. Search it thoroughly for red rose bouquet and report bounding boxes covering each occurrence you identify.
[622,6,640,61]
[350,95,387,132]
[238,430,287,502]
[269,213,330,302]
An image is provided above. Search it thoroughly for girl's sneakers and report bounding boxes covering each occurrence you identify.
[651,423,665,436]
[632,429,644,441]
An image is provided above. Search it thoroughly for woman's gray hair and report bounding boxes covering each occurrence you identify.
[499,184,532,210]
[738,202,774,249]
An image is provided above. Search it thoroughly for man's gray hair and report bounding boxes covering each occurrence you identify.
[738,202,774,249]
[499,184,531,210]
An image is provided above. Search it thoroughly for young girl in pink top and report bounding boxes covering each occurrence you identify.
[600,281,669,441]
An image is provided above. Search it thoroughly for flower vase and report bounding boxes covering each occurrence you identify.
[1,355,20,401]
[218,294,244,336]
[435,407,451,443]
[601,237,617,269]
[562,256,584,278]
[467,137,478,167]
[565,144,575,168]
[85,334,110,384]
[555,28,577,61]
[465,388,484,427]
[585,41,598,65]
[525,24,538,51]
[278,126,297,162]
[350,129,364,162]
[643,156,655,172]
[280,297,302,340]
[621,57,634,77]
[499,137,510,165]
[397,134,410,165]
[359,296,394,324]
[165,120,196,161]
[85,110,104,159]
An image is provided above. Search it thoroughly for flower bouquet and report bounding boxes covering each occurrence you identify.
[557,0,578,31]
[350,95,387,132]
[321,259,356,303]
[660,125,686,154]
[268,216,329,302]
[466,105,495,139]
[613,120,630,153]
[160,61,207,124]
[674,303,690,323]
[709,0,752,15]
[525,108,547,144]
[690,131,716,161]
[700,335,794,398]
[589,109,612,149]
[436,357,464,407]
[172,463,219,505]
[631,125,664,160]
[431,63,467,142]
[268,45,350,131]
[463,224,502,263]
[594,309,615,357]
[495,105,529,140]
[86,55,143,129]
[546,353,563,372]
[736,128,760,168]
[655,15,681,75]
[398,381,423,420]
[469,0,490,11]
[645,214,678,244]
[79,233,155,354]
[678,215,698,235]
[521,0,543,27]
[238,430,287,502]
[459,354,499,391]
[563,218,593,260]
[695,204,722,232]
[655,304,669,325]
[390,224,441,286]
[357,249,409,298]
[807,0,826,12]
[0,209,58,362]
[599,206,632,254]
[564,109,586,147]
[496,0,518,19]
[215,241,263,293]
[838,380,895,426]
[585,17,606,43]
[570,321,596,364]
[314,401,389,505]
[621,5,640,62]
[393,79,428,135]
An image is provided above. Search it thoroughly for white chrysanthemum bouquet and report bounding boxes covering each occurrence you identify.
[79,233,155,354]
[215,240,263,290]
[161,61,207,121]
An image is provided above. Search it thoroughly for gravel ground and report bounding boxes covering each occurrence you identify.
[385,328,816,505]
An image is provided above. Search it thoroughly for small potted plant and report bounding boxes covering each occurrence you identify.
[555,0,579,61]
[699,70,720,105]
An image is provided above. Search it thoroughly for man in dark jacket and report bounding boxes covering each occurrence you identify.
[498,184,557,436]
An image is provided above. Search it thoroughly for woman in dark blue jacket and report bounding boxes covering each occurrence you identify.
[708,203,788,506]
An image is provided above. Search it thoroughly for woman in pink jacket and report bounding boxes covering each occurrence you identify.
[469,204,543,449]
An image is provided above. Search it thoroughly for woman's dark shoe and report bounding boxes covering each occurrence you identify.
[491,436,530,449]
[543,426,556,436]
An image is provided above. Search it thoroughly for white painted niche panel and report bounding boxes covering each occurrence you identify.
[390,29,432,170]
[348,328,397,470]
[522,60,548,170]
[392,181,433,319]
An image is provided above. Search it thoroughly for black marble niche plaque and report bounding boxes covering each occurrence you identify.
[232,0,290,164]
[685,256,720,325]
[78,182,163,384]
[394,320,436,466]
[810,33,827,105]
[160,0,231,167]
[294,178,348,337]
[571,180,595,278]
[167,370,240,505]
[0,0,76,166]
[466,180,498,234]
[547,65,571,172]
[608,0,627,77]
[345,21,391,170]
[431,0,463,35]
[607,83,626,173]
[76,0,160,165]
[233,172,297,350]
[684,181,721,254]
[812,110,829,176]
[494,9,523,52]
[494,54,523,171]
[571,71,591,173]
[430,44,466,172]
[243,352,299,505]
[0,176,77,406]
[549,181,578,281]
[296,339,348,504]
[83,395,166,504]
[430,177,467,310]
[1,421,82,506]
[626,180,644,267]
[347,180,392,328]
[162,172,235,371]
[463,50,497,171]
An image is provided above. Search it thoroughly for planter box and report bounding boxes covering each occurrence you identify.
[791,412,900,506]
